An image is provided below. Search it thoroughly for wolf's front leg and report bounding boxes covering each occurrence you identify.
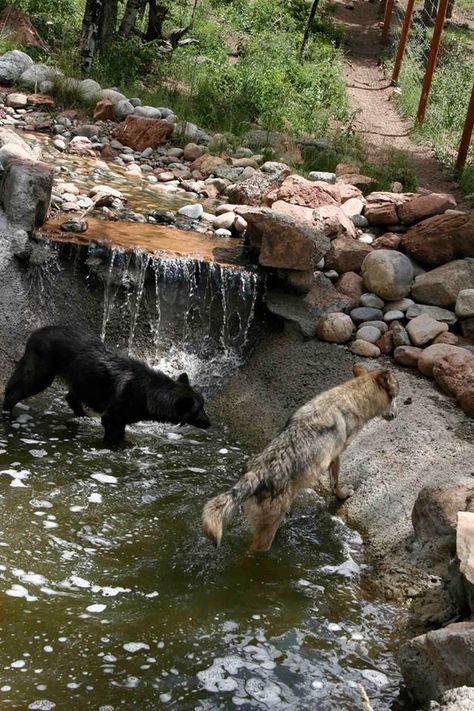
[101,411,126,447]
[329,457,353,500]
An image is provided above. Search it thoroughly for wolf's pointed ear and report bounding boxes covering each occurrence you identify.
[376,369,399,396]
[177,372,190,385]
[352,366,366,378]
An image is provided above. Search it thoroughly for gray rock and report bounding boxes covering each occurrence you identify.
[351,214,369,228]
[215,165,244,182]
[78,79,102,101]
[455,289,474,319]
[308,171,336,184]
[114,99,135,120]
[361,249,414,300]
[350,306,384,324]
[393,324,412,348]
[359,292,385,309]
[359,320,388,333]
[324,270,339,281]
[406,313,449,346]
[156,107,174,118]
[53,139,66,151]
[400,622,474,706]
[412,261,474,308]
[0,50,33,83]
[60,218,88,233]
[356,325,382,343]
[225,164,290,206]
[265,289,320,339]
[384,310,404,322]
[129,97,142,107]
[173,121,210,144]
[19,63,61,88]
[178,203,204,220]
[98,88,127,105]
[407,304,457,325]
[430,687,474,711]
[214,228,232,237]
[0,159,53,231]
[384,297,414,313]
[133,105,162,119]
[73,124,99,139]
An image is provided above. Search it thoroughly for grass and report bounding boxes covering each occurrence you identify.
[388,20,474,191]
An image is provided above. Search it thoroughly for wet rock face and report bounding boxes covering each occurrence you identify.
[0,158,53,231]
[399,622,474,706]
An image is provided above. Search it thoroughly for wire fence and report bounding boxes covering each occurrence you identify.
[382,0,474,191]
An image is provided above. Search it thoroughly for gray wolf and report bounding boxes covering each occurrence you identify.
[202,366,399,552]
[3,325,210,446]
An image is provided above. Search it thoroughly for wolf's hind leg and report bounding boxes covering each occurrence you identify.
[3,359,54,411]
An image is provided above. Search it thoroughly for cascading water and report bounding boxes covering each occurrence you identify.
[98,247,262,391]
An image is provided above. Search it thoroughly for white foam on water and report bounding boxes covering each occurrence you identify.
[30,500,53,509]
[145,591,159,598]
[166,432,182,441]
[159,693,172,703]
[5,584,37,602]
[1,685,11,691]
[43,646,53,653]
[123,642,150,653]
[88,493,102,503]
[93,586,130,597]
[86,604,107,613]
[219,448,229,454]
[68,576,91,589]
[29,450,48,458]
[16,414,33,424]
[91,473,118,485]
[188,467,206,473]
[28,700,56,710]
[245,677,282,705]
[11,659,26,668]
[67,683,80,689]
[43,521,58,529]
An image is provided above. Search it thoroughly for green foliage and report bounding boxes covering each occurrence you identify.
[361,152,418,193]
[391,22,474,191]
[92,36,160,89]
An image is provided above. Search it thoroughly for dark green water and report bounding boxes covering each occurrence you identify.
[0,385,401,710]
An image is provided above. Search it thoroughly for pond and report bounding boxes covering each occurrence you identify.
[0,377,402,710]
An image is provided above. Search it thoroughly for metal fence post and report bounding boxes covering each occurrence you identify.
[454,81,474,177]
[382,0,395,43]
[416,0,449,125]
[392,0,416,84]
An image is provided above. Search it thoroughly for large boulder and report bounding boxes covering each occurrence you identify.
[266,175,340,208]
[361,249,414,300]
[406,304,457,325]
[271,200,315,223]
[0,49,33,83]
[19,63,61,88]
[264,290,320,339]
[398,193,457,225]
[172,121,210,144]
[433,351,474,402]
[457,513,474,613]
[0,158,53,231]
[412,485,474,546]
[98,88,127,105]
[364,193,404,226]
[236,208,330,271]
[191,154,226,178]
[406,314,449,347]
[225,163,289,205]
[417,344,468,377]
[0,141,34,167]
[401,214,474,267]
[325,237,372,273]
[312,205,356,240]
[78,78,102,101]
[113,115,174,151]
[411,260,474,308]
[399,622,474,706]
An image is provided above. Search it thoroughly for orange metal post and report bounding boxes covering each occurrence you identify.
[382,0,395,42]
[454,81,474,177]
[416,0,450,125]
[392,0,416,84]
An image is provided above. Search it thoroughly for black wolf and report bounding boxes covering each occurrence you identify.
[203,366,399,552]
[3,326,211,446]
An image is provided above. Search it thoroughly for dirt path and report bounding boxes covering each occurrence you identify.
[334,0,460,195]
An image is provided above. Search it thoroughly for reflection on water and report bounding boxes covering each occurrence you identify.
[0,387,401,710]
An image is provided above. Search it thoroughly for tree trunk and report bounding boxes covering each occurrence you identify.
[80,0,104,73]
[119,0,145,38]
[421,0,439,26]
[99,0,118,50]
[145,0,168,42]
[299,0,321,61]
[446,0,455,19]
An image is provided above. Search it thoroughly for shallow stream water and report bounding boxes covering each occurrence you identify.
[0,378,402,710]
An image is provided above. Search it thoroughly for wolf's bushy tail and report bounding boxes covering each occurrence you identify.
[202,472,259,546]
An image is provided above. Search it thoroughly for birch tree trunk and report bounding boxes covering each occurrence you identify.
[80,0,104,72]
[119,0,145,38]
